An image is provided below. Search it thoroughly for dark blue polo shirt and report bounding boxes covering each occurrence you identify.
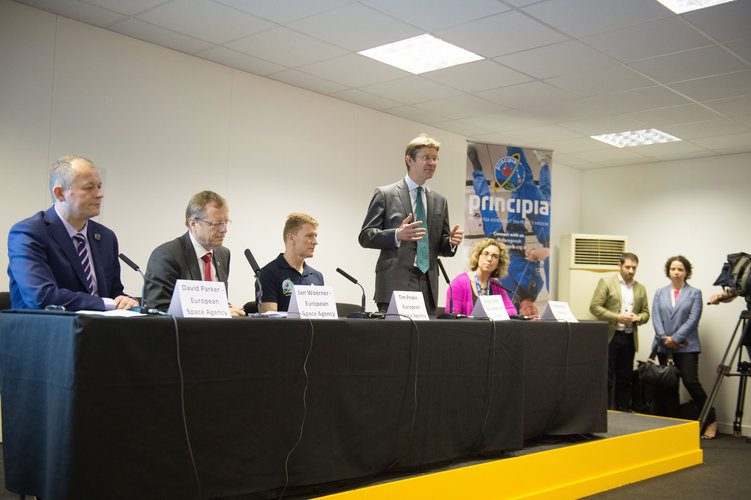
[256,253,324,312]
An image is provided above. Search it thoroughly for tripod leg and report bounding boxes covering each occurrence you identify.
[700,312,747,430]
[733,373,747,437]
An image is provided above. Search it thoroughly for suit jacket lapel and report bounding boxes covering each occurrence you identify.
[45,208,89,290]
[397,179,412,220]
[179,232,203,280]
[212,251,228,284]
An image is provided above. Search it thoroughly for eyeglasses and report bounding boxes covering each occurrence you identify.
[196,218,231,228]
[416,154,439,162]
[480,250,500,261]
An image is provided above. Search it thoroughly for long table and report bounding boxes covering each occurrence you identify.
[0,311,607,499]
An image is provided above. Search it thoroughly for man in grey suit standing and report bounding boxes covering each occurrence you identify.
[359,134,464,314]
[144,190,244,315]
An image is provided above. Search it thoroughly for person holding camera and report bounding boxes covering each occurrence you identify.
[652,255,717,438]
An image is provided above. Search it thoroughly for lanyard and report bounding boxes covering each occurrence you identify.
[474,271,490,296]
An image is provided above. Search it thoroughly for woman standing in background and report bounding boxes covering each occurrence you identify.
[651,255,717,438]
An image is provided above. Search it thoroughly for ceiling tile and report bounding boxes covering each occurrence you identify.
[436,10,568,59]
[524,97,619,123]
[361,76,463,104]
[559,115,650,136]
[384,105,450,125]
[626,103,723,127]
[197,46,286,75]
[360,0,510,31]
[477,81,578,108]
[81,0,168,17]
[462,111,548,132]
[288,2,419,51]
[421,60,533,93]
[412,94,509,120]
[546,66,655,96]
[583,16,715,63]
[668,70,751,102]
[692,131,751,149]
[521,0,669,38]
[682,0,751,43]
[702,95,751,118]
[266,69,348,95]
[629,46,749,84]
[215,0,352,24]
[226,27,348,67]
[296,53,406,88]
[137,0,274,44]
[725,38,751,63]
[594,86,691,114]
[19,0,127,27]
[495,40,620,80]
[435,120,495,137]
[665,118,750,139]
[331,89,403,110]
[110,18,214,55]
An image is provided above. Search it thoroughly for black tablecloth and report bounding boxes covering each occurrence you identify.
[0,311,607,499]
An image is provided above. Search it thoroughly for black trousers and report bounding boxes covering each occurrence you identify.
[377,267,435,315]
[608,331,635,410]
[656,351,716,426]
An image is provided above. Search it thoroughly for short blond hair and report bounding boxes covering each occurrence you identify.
[283,212,318,242]
[468,238,510,279]
[404,133,440,169]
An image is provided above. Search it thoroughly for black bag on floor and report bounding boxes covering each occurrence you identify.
[637,345,680,389]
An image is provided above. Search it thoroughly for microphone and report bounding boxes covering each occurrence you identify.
[244,249,263,314]
[118,253,146,311]
[490,278,515,297]
[437,259,463,319]
[336,267,366,318]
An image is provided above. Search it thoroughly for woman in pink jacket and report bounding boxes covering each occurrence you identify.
[446,238,517,316]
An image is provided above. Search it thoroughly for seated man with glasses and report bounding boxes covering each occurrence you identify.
[144,190,245,315]
[256,212,324,313]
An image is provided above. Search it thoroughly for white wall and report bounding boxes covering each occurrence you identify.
[3,0,748,434]
[580,153,751,433]
[0,0,471,309]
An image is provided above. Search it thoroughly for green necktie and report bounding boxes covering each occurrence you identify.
[415,186,429,274]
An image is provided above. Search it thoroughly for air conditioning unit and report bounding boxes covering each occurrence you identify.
[558,233,628,320]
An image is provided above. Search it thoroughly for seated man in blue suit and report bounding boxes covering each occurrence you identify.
[7,155,138,311]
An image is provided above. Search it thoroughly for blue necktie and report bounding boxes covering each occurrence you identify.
[415,186,429,274]
[73,233,94,294]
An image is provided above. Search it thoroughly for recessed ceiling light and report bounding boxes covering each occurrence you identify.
[655,0,734,14]
[358,34,484,74]
[591,129,682,148]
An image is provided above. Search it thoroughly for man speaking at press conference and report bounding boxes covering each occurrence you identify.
[359,134,464,314]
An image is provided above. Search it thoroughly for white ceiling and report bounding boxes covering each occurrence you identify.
[15,0,751,169]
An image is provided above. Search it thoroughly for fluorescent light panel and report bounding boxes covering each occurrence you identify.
[655,0,734,14]
[591,128,682,148]
[358,34,483,74]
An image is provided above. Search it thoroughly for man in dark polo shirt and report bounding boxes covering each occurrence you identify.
[256,212,324,312]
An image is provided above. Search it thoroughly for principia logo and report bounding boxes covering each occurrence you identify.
[282,278,294,296]
[494,155,525,191]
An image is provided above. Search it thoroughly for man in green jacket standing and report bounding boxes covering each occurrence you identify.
[590,252,650,411]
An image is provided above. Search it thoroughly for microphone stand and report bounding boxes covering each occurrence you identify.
[244,249,264,316]
[336,267,367,318]
[437,258,464,319]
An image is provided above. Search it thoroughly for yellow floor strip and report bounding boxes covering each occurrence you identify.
[322,417,702,499]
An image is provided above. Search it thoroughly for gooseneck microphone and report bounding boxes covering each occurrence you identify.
[437,259,463,319]
[490,278,515,297]
[119,253,145,309]
[336,267,366,318]
[244,248,263,314]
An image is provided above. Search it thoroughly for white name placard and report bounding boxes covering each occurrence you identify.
[541,301,579,322]
[386,290,430,321]
[168,279,231,318]
[287,285,338,319]
[471,295,511,320]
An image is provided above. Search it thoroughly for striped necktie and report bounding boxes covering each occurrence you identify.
[73,233,94,293]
